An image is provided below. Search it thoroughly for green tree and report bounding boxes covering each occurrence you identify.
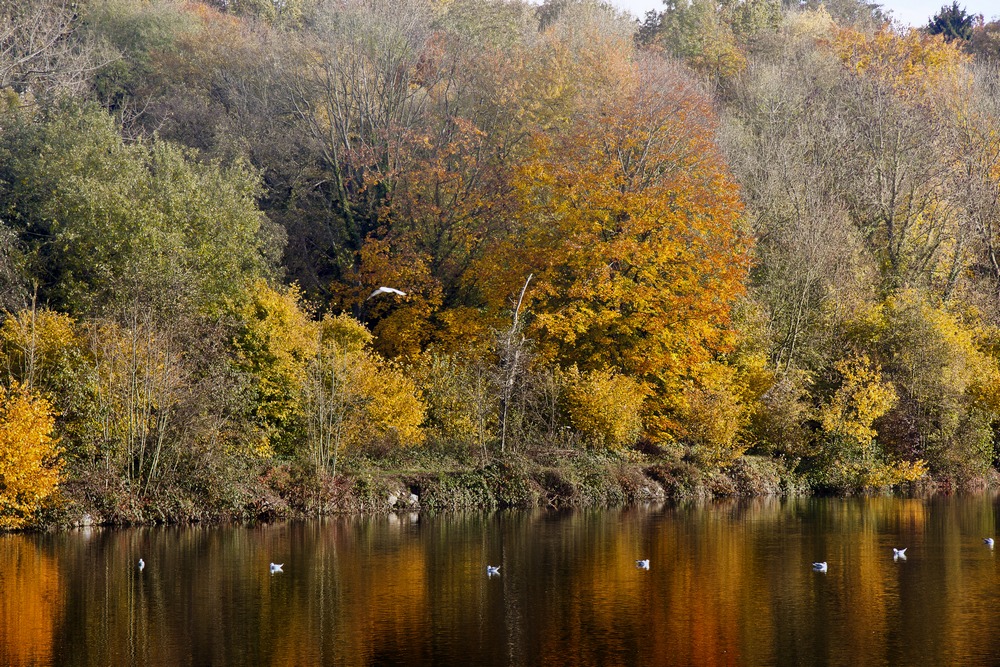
[0,101,281,317]
[638,0,748,80]
[80,0,195,114]
[926,2,975,42]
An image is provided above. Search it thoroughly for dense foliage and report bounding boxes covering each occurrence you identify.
[2,0,1000,527]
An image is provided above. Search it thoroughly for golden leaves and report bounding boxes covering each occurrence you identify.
[820,355,897,449]
[0,383,61,529]
[0,309,78,391]
[510,58,749,402]
[562,367,648,450]
[233,281,426,460]
[310,312,426,453]
[232,280,317,456]
[833,26,969,99]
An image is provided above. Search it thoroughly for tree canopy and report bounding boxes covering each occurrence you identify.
[6,0,1000,527]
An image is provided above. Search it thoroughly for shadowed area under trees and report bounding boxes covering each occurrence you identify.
[1,0,1000,527]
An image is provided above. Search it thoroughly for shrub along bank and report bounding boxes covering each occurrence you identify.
[35,450,808,528]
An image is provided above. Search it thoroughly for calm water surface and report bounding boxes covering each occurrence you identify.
[4,494,1000,666]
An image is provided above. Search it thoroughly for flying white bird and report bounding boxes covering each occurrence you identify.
[893,548,907,561]
[986,538,995,548]
[812,562,828,572]
[486,565,501,576]
[366,286,407,300]
[270,563,284,573]
[138,558,145,571]
[636,559,650,570]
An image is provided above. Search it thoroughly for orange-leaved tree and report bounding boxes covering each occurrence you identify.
[489,55,750,439]
[339,2,639,358]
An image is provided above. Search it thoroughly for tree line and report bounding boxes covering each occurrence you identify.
[0,0,998,527]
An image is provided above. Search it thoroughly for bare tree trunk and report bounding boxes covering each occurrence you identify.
[498,274,532,456]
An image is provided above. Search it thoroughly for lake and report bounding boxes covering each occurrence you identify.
[3,494,1000,665]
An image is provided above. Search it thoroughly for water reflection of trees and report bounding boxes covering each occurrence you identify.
[0,535,62,665]
[3,495,1000,665]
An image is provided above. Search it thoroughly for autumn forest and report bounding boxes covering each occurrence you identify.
[1,0,999,528]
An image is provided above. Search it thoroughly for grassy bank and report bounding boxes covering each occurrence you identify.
[38,449,816,529]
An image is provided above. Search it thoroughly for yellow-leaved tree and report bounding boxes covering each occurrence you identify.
[817,355,926,489]
[562,367,647,450]
[304,314,425,477]
[864,291,1000,482]
[0,309,79,392]
[232,280,317,457]
[674,361,752,467]
[0,383,61,529]
[233,281,425,473]
[833,25,968,99]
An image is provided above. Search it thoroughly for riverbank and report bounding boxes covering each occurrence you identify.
[342,452,813,515]
[36,449,823,529]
